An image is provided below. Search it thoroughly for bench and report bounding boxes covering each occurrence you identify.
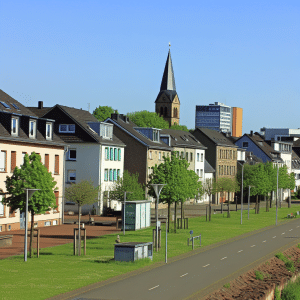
[0,235,13,247]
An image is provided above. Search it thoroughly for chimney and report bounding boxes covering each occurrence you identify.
[38,101,43,109]
[111,113,119,121]
[250,130,253,136]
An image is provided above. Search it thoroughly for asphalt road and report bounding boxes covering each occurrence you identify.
[59,218,300,300]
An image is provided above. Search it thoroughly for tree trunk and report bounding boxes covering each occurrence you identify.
[255,195,258,214]
[181,200,184,229]
[167,202,171,233]
[270,192,273,209]
[257,196,260,214]
[227,191,230,218]
[174,201,177,233]
[29,211,34,258]
[289,189,291,208]
[221,191,223,213]
[265,196,269,212]
[209,194,212,221]
[78,205,81,256]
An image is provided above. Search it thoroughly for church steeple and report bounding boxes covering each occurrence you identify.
[155,45,180,126]
[160,49,176,91]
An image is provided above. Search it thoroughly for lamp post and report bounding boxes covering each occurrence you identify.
[24,188,40,262]
[276,165,279,226]
[248,185,254,220]
[123,191,132,236]
[150,184,166,253]
[238,161,245,225]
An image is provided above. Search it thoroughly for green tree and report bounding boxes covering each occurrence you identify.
[127,111,169,129]
[288,172,296,208]
[4,153,58,258]
[110,170,145,201]
[203,178,216,221]
[264,162,277,209]
[65,180,100,256]
[148,152,202,232]
[93,106,118,122]
[170,124,189,132]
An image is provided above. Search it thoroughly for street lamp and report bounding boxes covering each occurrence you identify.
[23,188,40,262]
[276,164,279,226]
[150,184,166,253]
[248,185,254,220]
[238,161,245,225]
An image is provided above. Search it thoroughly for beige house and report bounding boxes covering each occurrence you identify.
[0,90,66,232]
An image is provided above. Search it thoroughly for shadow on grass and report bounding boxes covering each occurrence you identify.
[94,258,115,263]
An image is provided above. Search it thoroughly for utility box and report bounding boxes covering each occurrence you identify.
[114,242,153,262]
[121,200,151,230]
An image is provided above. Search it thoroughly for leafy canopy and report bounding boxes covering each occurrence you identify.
[65,180,100,206]
[93,106,118,122]
[127,111,169,129]
[110,170,145,201]
[4,152,57,213]
[169,124,189,132]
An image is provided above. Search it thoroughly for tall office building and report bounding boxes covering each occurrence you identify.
[195,102,242,137]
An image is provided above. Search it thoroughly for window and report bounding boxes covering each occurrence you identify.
[200,169,203,178]
[181,151,184,159]
[0,101,10,109]
[114,148,118,161]
[54,155,59,174]
[29,120,36,138]
[118,149,121,161]
[105,147,109,160]
[45,154,49,171]
[53,220,58,226]
[197,169,199,176]
[149,151,152,159]
[59,124,75,133]
[11,117,19,136]
[159,152,162,160]
[197,153,200,162]
[113,169,117,181]
[153,130,159,142]
[190,153,193,162]
[68,149,76,161]
[242,142,248,148]
[110,148,114,161]
[104,169,108,181]
[68,170,76,182]
[44,221,51,226]
[11,151,16,172]
[22,152,26,164]
[11,103,20,110]
[0,196,4,217]
[46,122,52,140]
[109,169,113,181]
[201,153,203,162]
[54,191,59,212]
[117,169,120,178]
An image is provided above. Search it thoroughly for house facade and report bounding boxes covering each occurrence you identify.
[28,103,125,215]
[0,90,66,232]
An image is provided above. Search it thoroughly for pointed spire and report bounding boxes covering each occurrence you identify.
[160,46,176,91]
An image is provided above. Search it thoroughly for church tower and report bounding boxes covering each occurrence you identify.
[155,46,180,126]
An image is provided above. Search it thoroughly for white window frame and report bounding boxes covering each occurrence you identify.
[11,117,19,136]
[46,122,52,140]
[59,124,75,133]
[197,153,200,162]
[201,153,203,162]
[0,196,4,216]
[0,151,6,172]
[68,149,77,161]
[29,120,36,138]
[68,170,76,183]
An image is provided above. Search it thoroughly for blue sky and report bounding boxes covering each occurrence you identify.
[1,0,299,134]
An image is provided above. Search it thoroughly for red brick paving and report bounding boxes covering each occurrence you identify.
[0,215,121,259]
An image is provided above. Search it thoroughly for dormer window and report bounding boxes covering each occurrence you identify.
[153,129,159,142]
[99,123,113,139]
[59,124,75,133]
[11,117,19,136]
[46,122,52,140]
[29,120,36,139]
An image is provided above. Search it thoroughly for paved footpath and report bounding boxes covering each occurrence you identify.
[49,218,300,300]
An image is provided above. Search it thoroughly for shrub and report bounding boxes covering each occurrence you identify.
[255,270,264,281]
[223,283,230,289]
[285,260,295,273]
[274,286,281,300]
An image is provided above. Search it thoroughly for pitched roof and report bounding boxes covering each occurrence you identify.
[160,49,176,91]
[292,150,300,170]
[245,151,263,164]
[194,127,238,147]
[106,114,172,150]
[160,128,206,149]
[29,104,125,146]
[204,159,215,173]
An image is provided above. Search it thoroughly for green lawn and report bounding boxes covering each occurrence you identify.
[1,205,300,300]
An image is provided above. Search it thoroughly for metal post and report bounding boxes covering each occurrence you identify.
[165,218,168,264]
[241,164,244,225]
[24,189,28,262]
[276,165,279,226]
[123,192,126,236]
[248,186,250,220]
[156,194,159,251]
[192,237,194,250]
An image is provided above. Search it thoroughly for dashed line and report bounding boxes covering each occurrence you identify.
[221,257,227,260]
[273,236,276,238]
[203,264,210,268]
[282,232,285,235]
[289,229,293,231]
[262,240,266,243]
[149,285,159,291]
[251,245,256,248]
[238,250,243,253]
[180,273,188,277]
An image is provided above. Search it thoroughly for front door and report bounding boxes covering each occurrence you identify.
[20,212,25,229]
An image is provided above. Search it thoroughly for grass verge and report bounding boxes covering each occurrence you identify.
[1,205,300,300]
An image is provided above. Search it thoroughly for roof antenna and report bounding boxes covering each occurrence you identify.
[88,103,90,112]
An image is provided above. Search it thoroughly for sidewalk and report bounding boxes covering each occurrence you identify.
[0,215,121,259]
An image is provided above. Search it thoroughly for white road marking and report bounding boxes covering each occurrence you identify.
[238,250,243,253]
[149,285,159,291]
[203,264,210,268]
[251,245,256,247]
[289,229,293,231]
[262,240,267,243]
[273,236,276,238]
[282,232,285,235]
[221,257,227,260]
[180,273,188,277]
